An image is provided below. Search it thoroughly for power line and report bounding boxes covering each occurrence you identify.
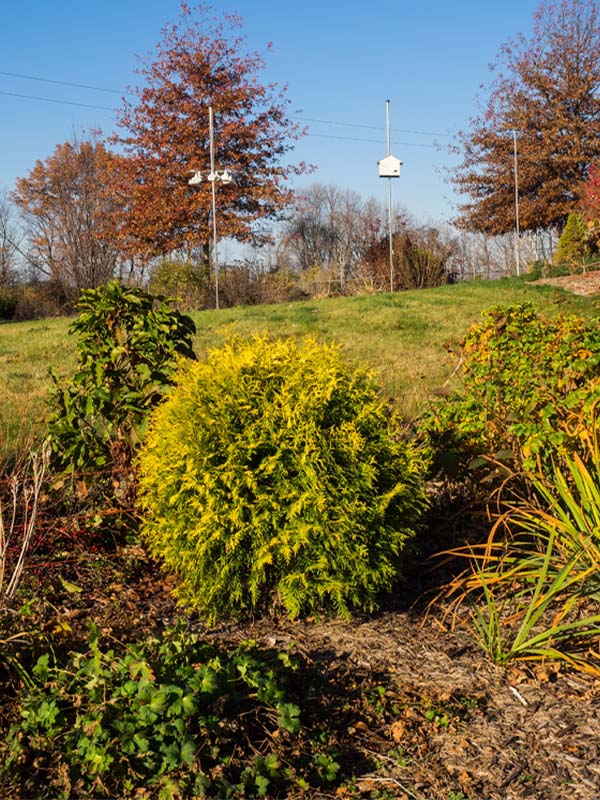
[0,70,128,95]
[309,132,438,148]
[1,69,452,139]
[0,89,114,111]
[292,115,451,138]
[0,91,439,147]
[0,79,448,147]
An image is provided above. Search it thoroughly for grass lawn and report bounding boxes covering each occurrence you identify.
[1,277,598,458]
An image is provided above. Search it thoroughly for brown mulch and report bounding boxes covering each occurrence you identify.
[534,270,600,296]
[208,615,600,800]
[36,554,600,800]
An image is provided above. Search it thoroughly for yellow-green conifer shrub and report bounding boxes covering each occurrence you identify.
[136,336,426,622]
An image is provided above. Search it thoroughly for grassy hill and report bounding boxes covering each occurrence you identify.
[1,277,598,457]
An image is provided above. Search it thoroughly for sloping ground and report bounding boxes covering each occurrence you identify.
[43,560,600,800]
[534,270,600,296]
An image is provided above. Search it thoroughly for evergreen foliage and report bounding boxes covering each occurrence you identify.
[136,336,427,622]
[553,212,588,266]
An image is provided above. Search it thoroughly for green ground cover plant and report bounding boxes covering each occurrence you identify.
[2,623,342,799]
[136,334,427,622]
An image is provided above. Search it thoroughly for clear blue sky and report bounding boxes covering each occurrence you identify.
[1,0,541,225]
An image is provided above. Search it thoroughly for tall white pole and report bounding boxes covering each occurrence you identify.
[386,99,394,292]
[513,129,521,277]
[209,106,220,309]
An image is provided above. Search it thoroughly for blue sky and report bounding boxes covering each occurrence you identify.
[1,0,541,225]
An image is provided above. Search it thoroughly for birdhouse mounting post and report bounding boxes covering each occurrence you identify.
[378,100,402,293]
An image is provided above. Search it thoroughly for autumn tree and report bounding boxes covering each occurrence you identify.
[110,5,307,263]
[451,0,600,235]
[12,134,125,289]
[580,161,600,250]
[581,162,600,215]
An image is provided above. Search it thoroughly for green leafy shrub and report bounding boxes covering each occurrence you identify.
[136,335,427,622]
[47,281,196,504]
[148,259,210,310]
[422,303,600,479]
[2,624,344,799]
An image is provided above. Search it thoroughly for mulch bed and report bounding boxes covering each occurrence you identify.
[207,613,600,799]
[19,553,599,800]
[534,270,600,297]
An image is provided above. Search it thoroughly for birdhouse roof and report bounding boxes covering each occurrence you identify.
[378,155,401,168]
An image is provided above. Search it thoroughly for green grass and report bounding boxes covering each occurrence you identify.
[1,277,598,458]
[0,318,76,455]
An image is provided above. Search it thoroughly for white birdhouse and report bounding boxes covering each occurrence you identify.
[378,155,402,178]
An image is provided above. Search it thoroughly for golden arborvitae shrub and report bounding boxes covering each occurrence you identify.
[136,335,427,622]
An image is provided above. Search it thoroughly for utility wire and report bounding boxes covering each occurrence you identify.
[0,90,440,147]
[0,70,128,95]
[292,115,451,138]
[0,70,452,139]
[310,132,438,148]
[0,89,114,111]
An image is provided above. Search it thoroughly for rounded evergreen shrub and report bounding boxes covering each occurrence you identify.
[136,336,426,622]
[553,211,589,267]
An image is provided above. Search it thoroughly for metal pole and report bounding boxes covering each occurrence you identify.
[386,99,394,292]
[388,180,393,292]
[513,129,521,277]
[386,98,391,155]
[209,106,219,309]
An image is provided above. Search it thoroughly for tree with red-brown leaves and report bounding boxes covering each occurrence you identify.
[12,133,125,289]
[450,0,600,236]
[109,4,309,263]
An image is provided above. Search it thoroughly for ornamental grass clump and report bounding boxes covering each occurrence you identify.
[436,430,600,674]
[136,335,427,622]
